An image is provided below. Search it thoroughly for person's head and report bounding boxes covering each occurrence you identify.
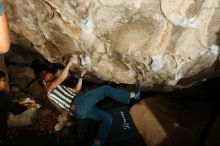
[41,71,55,87]
[0,71,6,90]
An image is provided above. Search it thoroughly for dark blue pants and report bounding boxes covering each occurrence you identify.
[73,85,130,143]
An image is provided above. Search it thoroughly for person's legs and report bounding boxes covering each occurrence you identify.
[75,85,130,116]
[0,111,7,143]
[86,106,112,145]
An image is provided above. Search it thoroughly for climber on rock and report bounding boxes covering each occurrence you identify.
[41,55,141,146]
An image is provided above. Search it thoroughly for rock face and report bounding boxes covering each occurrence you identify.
[5,0,220,88]
[130,96,212,146]
[7,108,38,127]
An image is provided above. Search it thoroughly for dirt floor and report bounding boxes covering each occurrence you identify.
[6,104,146,146]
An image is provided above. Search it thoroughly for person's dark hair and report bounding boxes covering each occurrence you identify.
[0,71,6,79]
[217,31,220,46]
[40,71,50,81]
[39,70,55,87]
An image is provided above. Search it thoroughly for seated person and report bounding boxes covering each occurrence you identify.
[0,71,35,143]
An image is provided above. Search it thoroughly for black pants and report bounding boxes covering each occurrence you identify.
[0,110,7,142]
[0,91,27,143]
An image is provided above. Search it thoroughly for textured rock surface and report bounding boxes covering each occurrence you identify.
[130,96,212,146]
[5,0,220,88]
[7,108,38,127]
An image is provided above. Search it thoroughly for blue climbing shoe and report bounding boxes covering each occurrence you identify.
[133,86,141,100]
[131,82,141,100]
